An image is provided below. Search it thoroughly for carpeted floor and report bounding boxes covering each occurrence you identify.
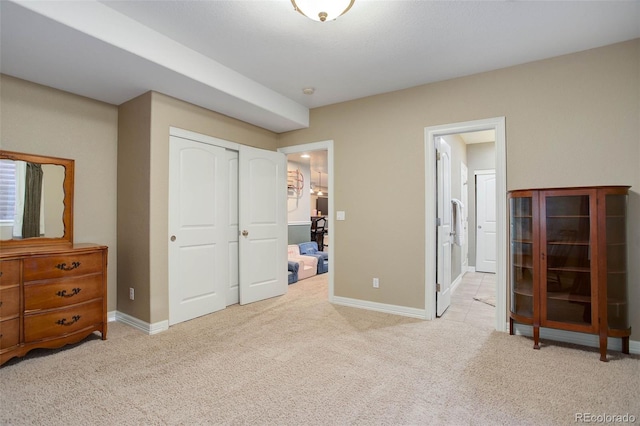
[1,274,638,425]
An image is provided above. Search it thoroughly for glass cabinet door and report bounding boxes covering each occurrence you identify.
[605,193,628,330]
[510,195,534,318]
[543,193,593,327]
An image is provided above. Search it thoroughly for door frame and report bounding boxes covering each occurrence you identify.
[460,162,469,275]
[424,117,507,332]
[278,141,334,301]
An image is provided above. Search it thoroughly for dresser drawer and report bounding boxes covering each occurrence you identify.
[23,252,103,282]
[24,274,103,311]
[25,299,103,342]
[0,286,20,319]
[0,260,20,288]
[0,318,20,350]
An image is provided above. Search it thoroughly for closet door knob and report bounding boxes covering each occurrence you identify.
[170,235,176,242]
[242,230,249,237]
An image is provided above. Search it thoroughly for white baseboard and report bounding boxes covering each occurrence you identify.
[450,274,463,294]
[114,311,169,335]
[331,296,426,319]
[513,323,639,355]
[466,266,476,273]
[107,310,117,322]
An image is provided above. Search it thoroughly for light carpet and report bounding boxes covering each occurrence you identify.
[1,274,638,425]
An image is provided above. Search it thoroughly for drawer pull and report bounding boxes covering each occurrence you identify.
[56,315,81,326]
[56,262,81,271]
[56,288,82,298]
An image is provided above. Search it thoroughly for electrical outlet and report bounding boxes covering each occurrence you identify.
[129,287,135,300]
[373,278,379,288]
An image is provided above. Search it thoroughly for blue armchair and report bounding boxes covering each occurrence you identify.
[298,241,328,274]
[288,261,299,284]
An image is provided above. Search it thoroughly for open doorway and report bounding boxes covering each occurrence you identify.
[425,117,506,332]
[278,141,335,301]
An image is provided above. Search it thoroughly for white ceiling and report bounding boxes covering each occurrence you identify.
[1,1,639,133]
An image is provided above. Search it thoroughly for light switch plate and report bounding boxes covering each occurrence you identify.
[337,211,346,220]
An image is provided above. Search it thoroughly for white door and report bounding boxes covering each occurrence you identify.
[436,137,452,317]
[225,150,240,306]
[461,163,469,272]
[476,172,496,273]
[168,137,228,325]
[238,145,288,305]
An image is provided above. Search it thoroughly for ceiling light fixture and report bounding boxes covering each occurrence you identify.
[291,0,355,22]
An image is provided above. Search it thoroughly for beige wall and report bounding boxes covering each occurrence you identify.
[277,39,640,337]
[0,74,119,310]
[117,92,152,320]
[118,91,278,323]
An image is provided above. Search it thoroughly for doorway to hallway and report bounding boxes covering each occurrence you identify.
[424,117,506,331]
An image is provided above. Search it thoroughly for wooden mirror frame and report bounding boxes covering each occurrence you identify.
[0,150,74,248]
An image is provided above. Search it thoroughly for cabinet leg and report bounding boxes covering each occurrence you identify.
[509,318,514,335]
[599,334,608,362]
[622,337,629,355]
[533,326,540,350]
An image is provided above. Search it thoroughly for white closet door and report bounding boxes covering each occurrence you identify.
[476,172,497,273]
[168,136,228,325]
[226,150,240,306]
[238,145,287,305]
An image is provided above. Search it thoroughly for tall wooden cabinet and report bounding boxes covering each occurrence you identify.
[508,186,630,361]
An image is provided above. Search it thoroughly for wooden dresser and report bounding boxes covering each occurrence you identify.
[0,243,108,366]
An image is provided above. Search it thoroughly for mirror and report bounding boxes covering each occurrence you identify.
[0,150,74,248]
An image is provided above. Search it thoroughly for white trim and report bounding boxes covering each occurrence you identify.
[278,141,335,302]
[450,274,463,294]
[288,220,312,226]
[170,127,240,151]
[115,311,169,335]
[425,117,507,332]
[107,310,117,322]
[466,266,476,273]
[474,169,495,176]
[332,296,427,320]
[513,324,640,356]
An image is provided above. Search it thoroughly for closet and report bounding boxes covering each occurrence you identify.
[168,129,288,325]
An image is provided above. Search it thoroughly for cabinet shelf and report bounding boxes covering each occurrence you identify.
[547,266,590,273]
[545,291,591,304]
[508,186,631,361]
[513,264,533,270]
[546,241,589,246]
[546,215,590,218]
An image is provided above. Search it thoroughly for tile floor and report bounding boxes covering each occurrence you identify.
[440,271,496,329]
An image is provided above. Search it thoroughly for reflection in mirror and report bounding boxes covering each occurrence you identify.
[0,150,74,247]
[0,160,65,240]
